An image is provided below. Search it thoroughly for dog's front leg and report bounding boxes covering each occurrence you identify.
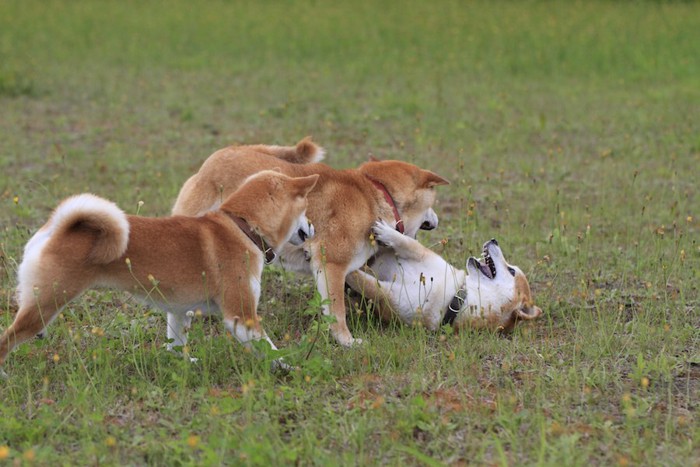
[315,261,361,347]
[373,220,427,262]
[222,317,290,373]
[218,289,289,373]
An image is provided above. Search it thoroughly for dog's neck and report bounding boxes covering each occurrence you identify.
[442,274,467,326]
[444,268,523,330]
[364,175,404,234]
[224,213,276,264]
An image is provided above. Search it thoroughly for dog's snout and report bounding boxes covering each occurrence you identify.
[298,221,314,243]
[420,209,439,231]
[490,238,498,246]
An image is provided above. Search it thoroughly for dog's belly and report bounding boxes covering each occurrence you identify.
[138,296,221,316]
[275,240,377,276]
[93,274,222,316]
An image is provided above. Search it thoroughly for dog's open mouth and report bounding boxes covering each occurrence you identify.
[298,228,308,243]
[468,242,497,279]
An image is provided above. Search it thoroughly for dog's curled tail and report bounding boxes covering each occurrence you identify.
[263,137,325,164]
[43,194,130,264]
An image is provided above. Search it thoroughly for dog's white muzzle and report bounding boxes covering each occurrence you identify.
[289,214,314,246]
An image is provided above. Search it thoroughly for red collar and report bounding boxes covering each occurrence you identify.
[365,176,404,234]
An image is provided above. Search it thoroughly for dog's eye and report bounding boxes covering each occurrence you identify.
[508,267,516,277]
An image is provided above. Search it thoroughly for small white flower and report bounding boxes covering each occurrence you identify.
[186,310,195,318]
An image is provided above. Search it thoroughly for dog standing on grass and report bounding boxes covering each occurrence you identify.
[172,138,449,347]
[0,171,318,374]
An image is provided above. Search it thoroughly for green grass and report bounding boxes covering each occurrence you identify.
[1,0,698,464]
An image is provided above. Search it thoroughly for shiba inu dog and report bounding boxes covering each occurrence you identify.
[0,171,318,373]
[172,138,449,346]
[346,220,543,331]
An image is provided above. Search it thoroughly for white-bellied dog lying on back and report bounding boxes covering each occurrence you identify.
[346,220,543,331]
[0,171,319,376]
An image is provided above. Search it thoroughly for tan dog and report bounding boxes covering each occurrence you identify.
[0,171,318,373]
[346,220,543,331]
[172,138,449,346]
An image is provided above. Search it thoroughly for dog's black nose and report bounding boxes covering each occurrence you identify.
[491,238,498,246]
[298,228,308,242]
[420,221,436,231]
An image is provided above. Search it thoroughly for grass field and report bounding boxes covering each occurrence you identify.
[1,0,698,464]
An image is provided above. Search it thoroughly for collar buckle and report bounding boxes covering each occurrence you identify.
[442,288,467,326]
[263,247,277,265]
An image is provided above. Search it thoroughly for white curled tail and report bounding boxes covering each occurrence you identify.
[41,193,129,264]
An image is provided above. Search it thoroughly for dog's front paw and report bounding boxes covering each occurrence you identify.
[167,346,198,363]
[331,323,365,348]
[372,220,400,248]
[338,335,364,348]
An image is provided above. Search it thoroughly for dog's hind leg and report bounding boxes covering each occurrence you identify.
[0,287,76,366]
[171,174,220,216]
[346,270,398,322]
[2,257,90,367]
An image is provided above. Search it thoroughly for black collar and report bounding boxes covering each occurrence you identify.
[227,215,276,264]
[442,288,467,326]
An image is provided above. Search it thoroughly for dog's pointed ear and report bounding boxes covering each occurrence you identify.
[368,154,381,162]
[516,305,543,321]
[293,174,320,197]
[422,170,450,188]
